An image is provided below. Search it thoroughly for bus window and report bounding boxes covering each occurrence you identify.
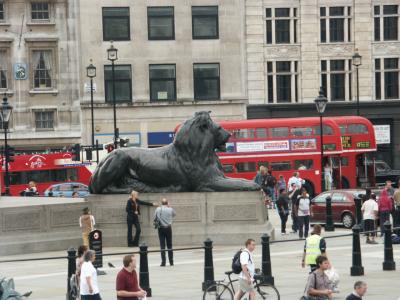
[51,169,68,182]
[255,128,267,138]
[258,161,269,168]
[348,124,368,134]
[270,127,289,138]
[270,161,291,171]
[314,125,334,135]
[340,157,349,166]
[28,170,51,183]
[294,159,314,170]
[222,164,234,173]
[236,162,257,173]
[9,172,23,185]
[291,127,313,137]
[339,125,347,134]
[66,168,78,181]
[233,129,255,139]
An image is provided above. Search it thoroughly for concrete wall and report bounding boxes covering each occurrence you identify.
[0,192,273,255]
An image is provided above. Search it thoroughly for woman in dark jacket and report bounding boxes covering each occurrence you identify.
[126,190,156,247]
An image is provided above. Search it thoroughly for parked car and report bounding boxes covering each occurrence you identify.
[44,182,89,197]
[374,160,400,187]
[310,189,367,228]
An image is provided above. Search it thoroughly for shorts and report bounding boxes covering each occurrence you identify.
[239,278,254,293]
[364,219,375,236]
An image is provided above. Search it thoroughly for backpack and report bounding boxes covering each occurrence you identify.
[231,249,252,274]
[266,175,276,187]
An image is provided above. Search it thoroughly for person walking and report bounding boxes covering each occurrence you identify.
[126,190,156,247]
[324,162,333,190]
[295,188,311,239]
[277,175,286,192]
[361,194,379,244]
[301,224,326,272]
[393,184,400,234]
[116,254,147,300]
[79,207,95,247]
[288,171,304,191]
[345,281,367,300]
[276,188,289,235]
[264,170,277,207]
[234,239,256,300]
[378,189,393,236]
[289,183,300,233]
[80,250,101,300]
[304,255,333,300]
[253,166,266,187]
[154,198,176,266]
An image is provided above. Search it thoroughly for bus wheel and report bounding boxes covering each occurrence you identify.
[341,176,350,189]
[304,180,315,198]
[342,212,354,229]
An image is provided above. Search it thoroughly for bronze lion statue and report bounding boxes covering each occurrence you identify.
[89,111,260,193]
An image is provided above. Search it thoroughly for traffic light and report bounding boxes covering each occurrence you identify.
[119,137,129,147]
[104,142,115,153]
[5,145,15,163]
[71,144,81,161]
[85,148,93,161]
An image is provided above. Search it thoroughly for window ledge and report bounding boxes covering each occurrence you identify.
[29,89,58,96]
[26,21,56,26]
[35,128,55,132]
[0,22,11,26]
[0,89,14,96]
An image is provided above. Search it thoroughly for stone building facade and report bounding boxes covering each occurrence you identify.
[78,0,247,148]
[0,0,81,150]
[245,0,400,168]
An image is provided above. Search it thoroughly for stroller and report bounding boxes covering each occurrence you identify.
[0,277,32,300]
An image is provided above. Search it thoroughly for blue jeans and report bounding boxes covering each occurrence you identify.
[266,187,276,202]
[379,211,391,235]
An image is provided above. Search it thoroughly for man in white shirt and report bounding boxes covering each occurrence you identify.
[80,250,101,300]
[361,194,379,244]
[234,239,256,300]
[288,172,304,192]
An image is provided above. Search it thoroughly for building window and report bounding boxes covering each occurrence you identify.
[149,64,176,101]
[266,61,299,103]
[32,50,53,89]
[193,63,220,100]
[31,2,50,21]
[374,5,399,41]
[147,7,174,40]
[320,6,352,43]
[35,110,54,129]
[192,6,218,39]
[265,7,298,44]
[375,58,399,100]
[104,65,132,103]
[0,50,7,89]
[102,7,130,41]
[0,2,5,21]
[321,59,352,101]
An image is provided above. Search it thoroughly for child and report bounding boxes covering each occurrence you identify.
[79,207,95,247]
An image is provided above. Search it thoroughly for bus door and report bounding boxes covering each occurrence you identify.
[356,154,372,188]
[328,156,342,190]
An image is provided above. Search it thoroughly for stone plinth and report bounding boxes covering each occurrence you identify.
[0,192,273,255]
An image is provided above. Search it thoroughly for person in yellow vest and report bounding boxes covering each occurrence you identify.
[301,224,326,272]
[79,207,95,247]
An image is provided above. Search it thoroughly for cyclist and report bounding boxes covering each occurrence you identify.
[234,239,256,300]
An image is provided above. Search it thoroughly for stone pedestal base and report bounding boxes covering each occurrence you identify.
[0,192,273,255]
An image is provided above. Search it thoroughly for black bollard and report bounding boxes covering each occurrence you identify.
[202,238,215,291]
[261,234,274,285]
[325,196,334,231]
[382,221,396,271]
[350,224,364,276]
[67,247,76,300]
[354,197,362,225]
[139,243,152,297]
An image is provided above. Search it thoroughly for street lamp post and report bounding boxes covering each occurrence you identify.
[107,42,118,149]
[352,51,362,116]
[1,95,13,196]
[314,87,328,194]
[86,60,96,150]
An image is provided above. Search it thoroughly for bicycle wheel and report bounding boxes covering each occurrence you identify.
[203,282,234,300]
[255,283,280,300]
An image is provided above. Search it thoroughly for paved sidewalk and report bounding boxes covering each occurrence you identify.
[0,209,399,299]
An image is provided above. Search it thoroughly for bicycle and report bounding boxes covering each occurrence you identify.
[203,270,280,300]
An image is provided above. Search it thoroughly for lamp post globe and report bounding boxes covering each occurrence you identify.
[86,61,96,78]
[314,87,328,114]
[107,42,118,62]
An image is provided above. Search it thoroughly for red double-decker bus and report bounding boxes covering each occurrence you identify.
[330,116,377,189]
[0,152,92,196]
[214,116,376,196]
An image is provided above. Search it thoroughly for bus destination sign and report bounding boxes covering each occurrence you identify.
[341,136,352,149]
